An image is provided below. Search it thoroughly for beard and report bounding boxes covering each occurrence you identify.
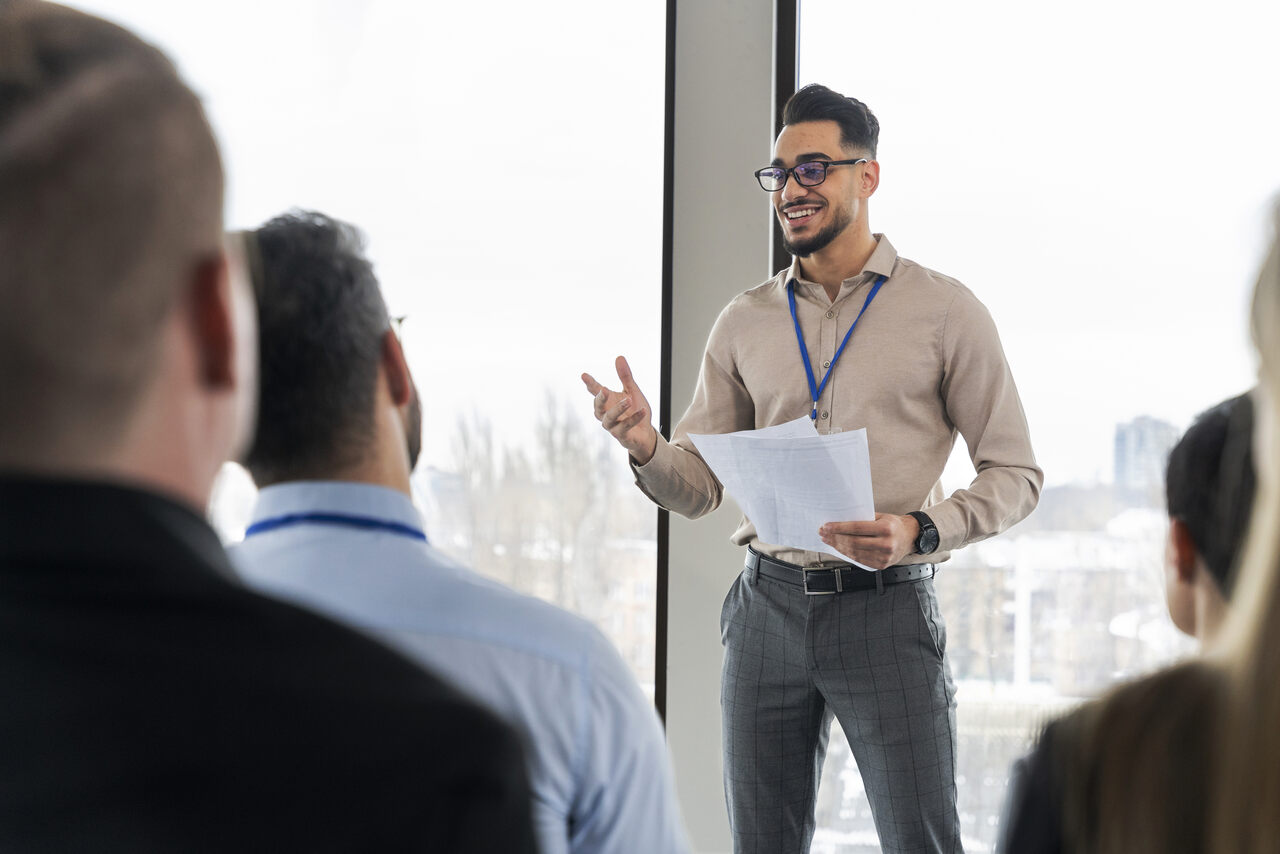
[405,382,423,472]
[780,204,852,257]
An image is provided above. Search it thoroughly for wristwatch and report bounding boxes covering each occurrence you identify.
[907,511,939,555]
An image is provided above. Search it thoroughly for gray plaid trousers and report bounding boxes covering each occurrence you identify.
[720,560,962,854]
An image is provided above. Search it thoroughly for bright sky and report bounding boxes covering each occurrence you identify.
[67,0,666,483]
[802,0,1280,486]
[64,0,1280,491]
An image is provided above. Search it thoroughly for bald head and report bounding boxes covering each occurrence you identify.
[0,1,225,462]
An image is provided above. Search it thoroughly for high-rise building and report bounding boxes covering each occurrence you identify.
[1114,416,1180,492]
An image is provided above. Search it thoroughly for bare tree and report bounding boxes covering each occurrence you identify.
[531,392,602,612]
[450,410,499,571]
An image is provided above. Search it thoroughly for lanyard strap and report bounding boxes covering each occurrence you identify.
[787,274,887,420]
[244,512,429,543]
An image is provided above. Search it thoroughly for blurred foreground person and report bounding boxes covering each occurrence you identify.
[0,4,535,851]
[997,218,1280,854]
[230,210,691,854]
[998,391,1255,852]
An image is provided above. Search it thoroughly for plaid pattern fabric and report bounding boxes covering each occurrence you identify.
[720,564,962,853]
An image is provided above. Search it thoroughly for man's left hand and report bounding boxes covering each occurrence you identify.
[819,513,920,570]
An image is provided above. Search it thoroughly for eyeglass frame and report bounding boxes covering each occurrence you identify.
[753,158,868,192]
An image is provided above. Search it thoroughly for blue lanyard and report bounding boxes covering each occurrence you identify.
[244,512,429,543]
[787,275,887,420]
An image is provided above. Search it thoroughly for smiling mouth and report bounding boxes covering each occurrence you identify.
[783,206,820,224]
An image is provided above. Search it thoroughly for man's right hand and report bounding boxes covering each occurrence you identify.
[581,355,658,466]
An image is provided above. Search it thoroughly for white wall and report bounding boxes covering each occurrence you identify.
[665,1,775,850]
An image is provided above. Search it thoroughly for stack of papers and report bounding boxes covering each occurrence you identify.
[689,416,875,567]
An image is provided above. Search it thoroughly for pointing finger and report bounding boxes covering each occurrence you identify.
[581,373,603,395]
[615,355,637,393]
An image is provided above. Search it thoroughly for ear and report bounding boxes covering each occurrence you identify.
[190,252,235,389]
[1169,518,1199,584]
[381,329,412,407]
[861,159,881,198]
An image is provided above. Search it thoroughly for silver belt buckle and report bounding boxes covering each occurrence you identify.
[802,566,841,595]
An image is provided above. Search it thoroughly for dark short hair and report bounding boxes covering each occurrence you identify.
[0,0,224,457]
[782,83,879,157]
[242,211,390,486]
[1166,393,1257,597]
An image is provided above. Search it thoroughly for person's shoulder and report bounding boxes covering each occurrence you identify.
[890,254,1003,343]
[232,582,529,763]
[706,271,788,340]
[225,580,467,692]
[424,562,647,700]
[893,254,978,302]
[1120,659,1222,734]
[413,552,621,665]
[1080,660,1221,729]
[743,269,789,297]
[260,598,538,851]
[149,571,523,760]
[723,270,788,312]
[1044,659,1223,783]
[1035,662,1221,854]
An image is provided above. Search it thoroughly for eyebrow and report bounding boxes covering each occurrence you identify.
[770,151,837,167]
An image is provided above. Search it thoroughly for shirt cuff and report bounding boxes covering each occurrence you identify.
[631,433,675,476]
[922,500,965,554]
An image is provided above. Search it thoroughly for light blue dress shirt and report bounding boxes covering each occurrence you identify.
[229,482,690,854]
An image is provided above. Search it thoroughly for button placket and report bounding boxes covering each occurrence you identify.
[819,302,839,423]
[823,295,853,430]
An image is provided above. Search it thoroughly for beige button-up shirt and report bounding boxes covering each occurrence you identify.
[633,234,1042,567]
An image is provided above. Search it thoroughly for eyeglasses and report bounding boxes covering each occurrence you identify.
[753,158,868,192]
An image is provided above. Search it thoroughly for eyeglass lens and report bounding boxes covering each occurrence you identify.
[757,161,829,191]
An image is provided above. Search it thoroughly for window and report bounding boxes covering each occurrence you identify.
[70,0,666,694]
[799,0,1279,850]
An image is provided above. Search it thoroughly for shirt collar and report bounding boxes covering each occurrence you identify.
[785,233,899,296]
[251,481,424,532]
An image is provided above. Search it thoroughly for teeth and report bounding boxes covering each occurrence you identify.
[786,208,817,220]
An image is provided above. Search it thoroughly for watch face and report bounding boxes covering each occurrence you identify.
[912,512,940,554]
[919,527,940,554]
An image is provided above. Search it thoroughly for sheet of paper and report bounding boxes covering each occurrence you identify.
[689,416,876,568]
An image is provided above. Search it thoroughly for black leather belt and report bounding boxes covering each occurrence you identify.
[746,547,934,595]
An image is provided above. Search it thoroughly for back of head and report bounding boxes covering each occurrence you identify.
[0,0,224,464]
[1165,393,1257,597]
[242,210,389,486]
[782,83,879,156]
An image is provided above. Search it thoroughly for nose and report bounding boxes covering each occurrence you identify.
[779,174,811,205]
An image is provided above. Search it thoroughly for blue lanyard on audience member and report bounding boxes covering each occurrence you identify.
[244,512,429,543]
[787,274,887,420]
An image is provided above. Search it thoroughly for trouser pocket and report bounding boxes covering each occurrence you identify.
[912,577,947,660]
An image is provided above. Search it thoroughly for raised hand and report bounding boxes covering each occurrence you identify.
[581,355,658,465]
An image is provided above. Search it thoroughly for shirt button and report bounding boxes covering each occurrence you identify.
[822,360,831,369]
[820,411,829,419]
[825,310,835,319]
